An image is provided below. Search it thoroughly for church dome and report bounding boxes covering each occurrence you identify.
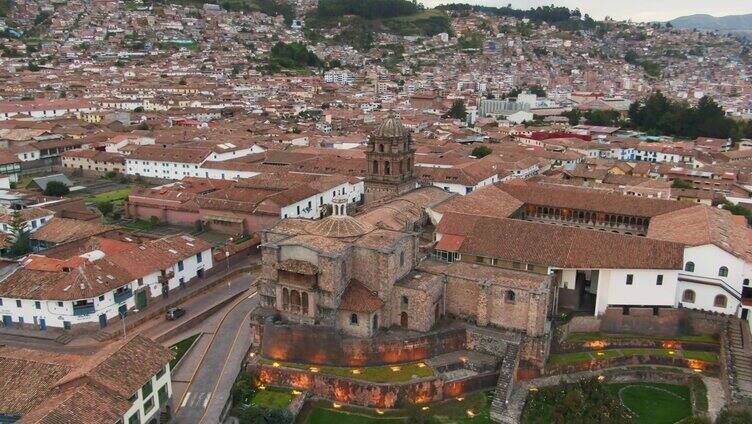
[305,215,375,238]
[305,196,375,238]
[372,112,409,139]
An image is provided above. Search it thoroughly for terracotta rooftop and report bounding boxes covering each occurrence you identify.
[339,279,384,313]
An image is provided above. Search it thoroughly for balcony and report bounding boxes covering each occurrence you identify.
[113,288,133,304]
[73,304,95,316]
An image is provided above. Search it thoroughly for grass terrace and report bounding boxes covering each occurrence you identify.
[258,358,434,383]
[251,386,295,409]
[548,348,718,366]
[565,331,719,345]
[86,187,133,204]
[169,334,200,369]
[297,390,493,423]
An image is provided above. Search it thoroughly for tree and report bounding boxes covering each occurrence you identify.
[43,181,70,196]
[447,100,467,120]
[8,210,32,257]
[97,202,114,217]
[471,145,492,158]
[716,407,752,424]
[671,179,694,189]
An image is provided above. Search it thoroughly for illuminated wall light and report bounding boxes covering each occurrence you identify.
[417,362,426,368]
[456,397,464,401]
[351,369,362,375]
[421,406,430,411]
[376,409,384,415]
[332,402,342,408]
[596,351,605,356]
[272,362,280,367]
[597,375,605,382]
[390,366,401,372]
[466,410,476,417]
[258,385,266,390]
[292,390,301,395]
[309,367,320,373]
[668,350,675,355]
[249,352,256,358]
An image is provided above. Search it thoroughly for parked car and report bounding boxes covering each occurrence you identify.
[166,307,186,320]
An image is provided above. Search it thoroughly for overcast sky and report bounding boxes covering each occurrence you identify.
[422,0,752,22]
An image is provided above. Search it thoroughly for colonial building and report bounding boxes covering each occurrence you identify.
[364,112,417,203]
[0,335,174,424]
[0,234,213,330]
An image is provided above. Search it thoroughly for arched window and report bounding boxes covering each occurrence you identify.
[505,290,516,303]
[350,313,358,325]
[684,262,695,272]
[378,144,384,153]
[714,295,727,308]
[384,161,391,175]
[682,289,695,303]
[302,292,309,315]
[372,314,379,331]
[719,266,729,277]
[401,296,409,306]
[373,160,379,174]
[290,290,301,313]
[282,287,290,309]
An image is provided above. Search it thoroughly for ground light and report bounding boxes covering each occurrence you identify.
[351,369,362,375]
[375,409,384,415]
[421,406,430,411]
[466,409,476,417]
[309,367,319,372]
[390,366,401,372]
[272,362,280,367]
[332,403,342,408]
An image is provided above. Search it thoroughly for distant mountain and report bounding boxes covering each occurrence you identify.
[670,13,752,31]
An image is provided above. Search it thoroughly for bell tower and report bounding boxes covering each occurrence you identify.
[364,112,417,203]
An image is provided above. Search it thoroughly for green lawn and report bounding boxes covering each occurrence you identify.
[259,359,433,383]
[607,383,692,424]
[86,187,132,204]
[548,348,719,366]
[169,334,200,369]
[566,332,719,345]
[251,387,294,409]
[301,390,493,424]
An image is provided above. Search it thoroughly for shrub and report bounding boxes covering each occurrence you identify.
[43,181,70,196]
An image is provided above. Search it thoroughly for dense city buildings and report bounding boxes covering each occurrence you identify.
[1,0,752,423]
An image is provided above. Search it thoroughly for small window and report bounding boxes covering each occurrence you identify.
[685,262,695,272]
[505,290,516,303]
[141,380,153,397]
[401,296,409,306]
[35,301,40,309]
[143,396,154,413]
[350,313,358,325]
[399,251,405,267]
[714,295,727,308]
[719,266,729,277]
[656,275,663,286]
[99,295,104,301]
[626,274,634,285]
[196,252,202,263]
[177,261,184,272]
[682,289,695,303]
[57,301,63,307]
[16,300,21,308]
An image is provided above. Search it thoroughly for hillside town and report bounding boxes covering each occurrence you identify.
[1,0,752,423]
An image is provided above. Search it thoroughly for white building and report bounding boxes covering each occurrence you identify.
[0,207,54,234]
[0,234,213,329]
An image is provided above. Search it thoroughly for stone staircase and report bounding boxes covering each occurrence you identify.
[54,333,73,345]
[490,343,520,423]
[725,318,752,404]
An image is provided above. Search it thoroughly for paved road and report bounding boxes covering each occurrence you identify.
[172,291,258,424]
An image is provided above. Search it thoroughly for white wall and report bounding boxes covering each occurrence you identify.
[122,363,173,424]
[594,268,680,315]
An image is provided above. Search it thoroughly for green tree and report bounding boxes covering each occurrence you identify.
[447,100,467,120]
[43,181,70,196]
[671,179,694,189]
[8,210,32,257]
[716,407,752,424]
[471,145,492,158]
[97,202,114,217]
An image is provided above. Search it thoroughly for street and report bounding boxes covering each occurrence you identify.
[171,291,259,424]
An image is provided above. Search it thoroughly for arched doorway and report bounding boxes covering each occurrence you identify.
[400,312,408,328]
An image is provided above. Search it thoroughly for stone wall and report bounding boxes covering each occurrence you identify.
[261,321,466,366]
[567,307,729,337]
[254,364,443,408]
[252,363,498,408]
